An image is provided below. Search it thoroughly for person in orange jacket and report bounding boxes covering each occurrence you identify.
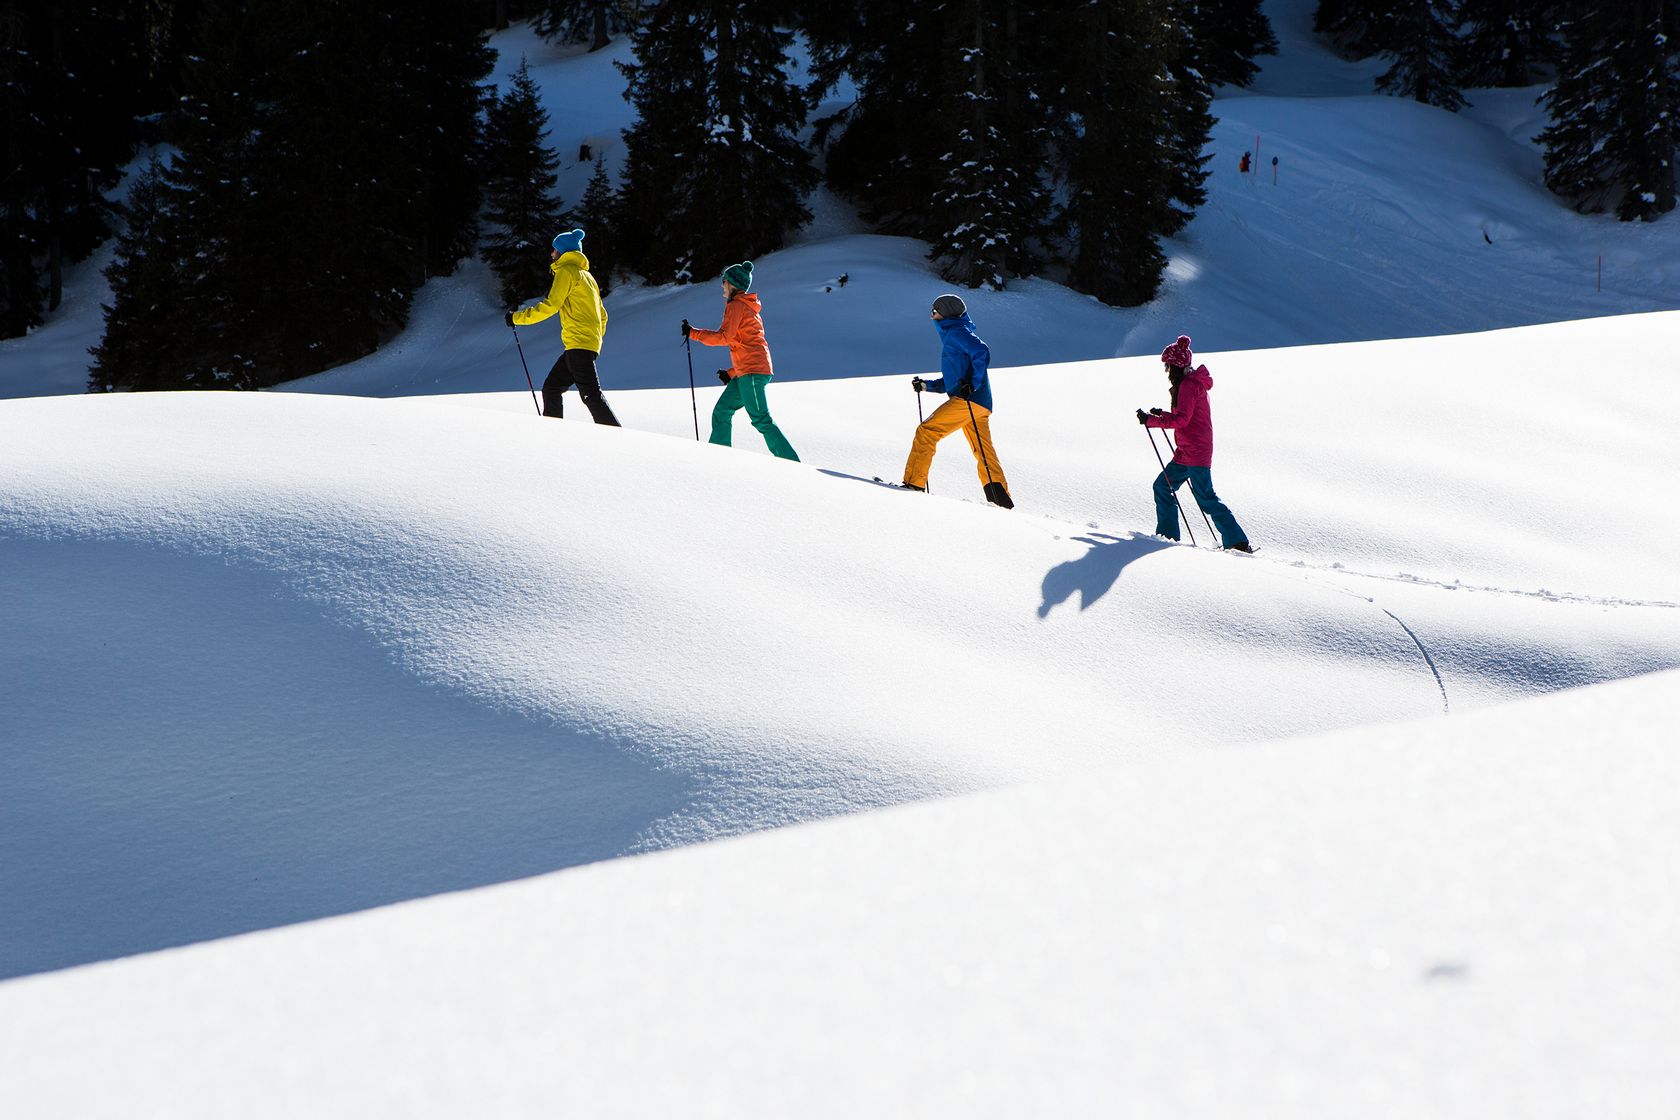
[681,261,799,461]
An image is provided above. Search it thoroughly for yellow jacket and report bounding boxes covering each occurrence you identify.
[512,251,608,352]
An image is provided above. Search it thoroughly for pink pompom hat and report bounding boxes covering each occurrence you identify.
[1161,334,1193,369]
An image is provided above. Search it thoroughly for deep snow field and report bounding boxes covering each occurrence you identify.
[2,1,1678,1115]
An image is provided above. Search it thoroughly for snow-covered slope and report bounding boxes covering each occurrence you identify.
[4,313,1678,984]
[2,666,1676,1118]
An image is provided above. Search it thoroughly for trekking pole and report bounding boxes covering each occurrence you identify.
[964,397,996,488]
[1144,426,1198,546]
[510,322,542,417]
[914,382,930,494]
[1163,431,1217,541]
[684,337,699,440]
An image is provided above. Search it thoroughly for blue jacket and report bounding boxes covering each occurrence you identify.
[925,314,993,412]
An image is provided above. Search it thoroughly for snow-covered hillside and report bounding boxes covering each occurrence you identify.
[4,311,1679,981]
[4,665,1677,1118]
[4,311,1679,1111]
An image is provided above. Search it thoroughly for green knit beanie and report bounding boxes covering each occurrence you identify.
[722,261,754,292]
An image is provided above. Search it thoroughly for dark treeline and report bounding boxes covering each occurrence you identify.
[615,2,819,286]
[87,0,491,390]
[1315,1,1680,219]
[3,1,1678,386]
[2,0,173,338]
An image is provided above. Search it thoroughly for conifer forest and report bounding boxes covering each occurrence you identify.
[4,1,1678,389]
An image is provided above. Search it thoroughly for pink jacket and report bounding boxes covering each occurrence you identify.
[1145,365,1215,466]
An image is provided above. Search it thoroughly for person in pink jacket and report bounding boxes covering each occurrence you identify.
[1137,334,1252,552]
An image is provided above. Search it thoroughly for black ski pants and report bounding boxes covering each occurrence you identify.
[542,348,620,426]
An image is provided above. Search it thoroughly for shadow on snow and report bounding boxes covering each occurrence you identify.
[1038,532,1174,619]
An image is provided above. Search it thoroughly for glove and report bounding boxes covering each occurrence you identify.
[504,311,515,328]
[680,318,691,338]
[1149,407,1165,416]
[911,376,925,392]
[1136,408,1150,425]
[717,369,730,384]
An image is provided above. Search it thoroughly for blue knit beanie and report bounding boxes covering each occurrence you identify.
[551,228,585,255]
[722,261,754,292]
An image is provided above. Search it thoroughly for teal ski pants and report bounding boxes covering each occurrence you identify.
[711,374,799,461]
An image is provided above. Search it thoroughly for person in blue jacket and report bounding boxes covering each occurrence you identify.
[902,293,1013,508]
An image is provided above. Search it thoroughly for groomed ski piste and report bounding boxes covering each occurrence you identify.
[3,1,1679,1115]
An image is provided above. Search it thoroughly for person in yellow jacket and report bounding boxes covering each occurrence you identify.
[506,228,619,426]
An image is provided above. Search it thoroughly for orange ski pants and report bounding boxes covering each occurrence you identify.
[902,396,1010,495]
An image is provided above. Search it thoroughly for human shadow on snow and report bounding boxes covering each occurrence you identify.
[1038,532,1174,619]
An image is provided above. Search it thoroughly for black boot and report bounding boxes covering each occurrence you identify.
[983,482,1013,509]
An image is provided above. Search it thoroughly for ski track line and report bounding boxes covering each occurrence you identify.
[1033,517,1455,714]
[1280,558,1680,611]
[907,500,1669,614]
[1379,605,1451,714]
[1261,565,1454,716]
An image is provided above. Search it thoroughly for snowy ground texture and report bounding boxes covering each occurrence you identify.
[2,1,1679,1115]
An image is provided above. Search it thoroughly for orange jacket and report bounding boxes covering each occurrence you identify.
[689,292,773,377]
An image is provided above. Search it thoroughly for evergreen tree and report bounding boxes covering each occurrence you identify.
[1313,0,1400,58]
[88,155,184,392]
[1,3,47,338]
[1050,0,1213,306]
[804,1,1052,288]
[1184,0,1279,89]
[93,0,494,390]
[256,2,419,375]
[93,0,268,389]
[378,0,496,280]
[535,0,639,50]
[807,0,1216,300]
[925,1,1053,289]
[1455,0,1560,88]
[1538,0,1678,220]
[616,2,817,284]
[802,2,947,241]
[481,59,567,307]
[572,156,621,294]
[0,0,150,337]
[1376,0,1468,110]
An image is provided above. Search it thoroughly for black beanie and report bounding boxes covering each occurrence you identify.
[932,293,967,318]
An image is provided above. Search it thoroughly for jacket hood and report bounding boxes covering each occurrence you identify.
[1185,364,1212,391]
[729,291,761,310]
[935,312,974,333]
[552,250,589,272]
